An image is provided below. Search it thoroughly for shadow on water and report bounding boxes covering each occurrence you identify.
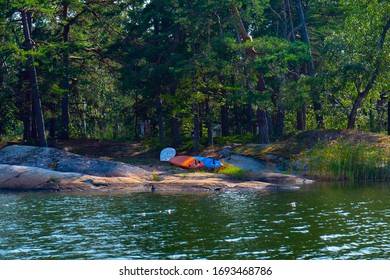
[0,181,389,260]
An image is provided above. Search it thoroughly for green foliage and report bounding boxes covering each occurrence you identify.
[305,141,390,181]
[322,0,389,129]
[152,173,160,181]
[215,163,250,180]
[246,38,311,75]
[0,0,389,148]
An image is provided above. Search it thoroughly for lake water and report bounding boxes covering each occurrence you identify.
[1,182,389,260]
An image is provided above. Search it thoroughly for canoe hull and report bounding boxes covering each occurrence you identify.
[168,156,204,169]
[194,156,223,169]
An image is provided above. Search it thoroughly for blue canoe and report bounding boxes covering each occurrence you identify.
[193,156,223,169]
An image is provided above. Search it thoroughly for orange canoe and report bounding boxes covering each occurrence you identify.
[168,156,204,169]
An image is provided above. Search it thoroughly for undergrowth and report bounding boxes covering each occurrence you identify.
[215,163,249,180]
[305,141,390,181]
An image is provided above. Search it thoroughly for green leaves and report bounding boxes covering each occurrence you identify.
[1,0,389,142]
[323,0,390,129]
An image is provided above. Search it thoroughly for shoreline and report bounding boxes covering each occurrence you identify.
[0,163,308,193]
[0,144,312,193]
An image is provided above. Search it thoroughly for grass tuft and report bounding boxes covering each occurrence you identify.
[152,173,160,181]
[304,141,390,182]
[215,163,249,180]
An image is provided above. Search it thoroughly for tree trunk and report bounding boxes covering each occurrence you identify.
[48,107,56,140]
[221,103,229,136]
[257,108,269,144]
[60,1,71,140]
[170,116,181,148]
[295,0,324,129]
[230,7,253,43]
[0,60,4,88]
[16,66,33,143]
[386,60,390,133]
[286,0,306,130]
[134,92,139,140]
[273,2,287,139]
[22,113,32,143]
[347,18,390,130]
[274,107,285,138]
[281,0,288,39]
[286,0,295,42]
[82,99,87,136]
[267,111,274,139]
[31,101,38,143]
[193,102,201,154]
[297,106,306,130]
[21,10,47,147]
[155,92,166,143]
[233,101,241,134]
[113,121,119,139]
[255,73,270,140]
[246,104,255,134]
[205,97,213,146]
[296,0,314,75]
[369,99,375,132]
[348,96,364,130]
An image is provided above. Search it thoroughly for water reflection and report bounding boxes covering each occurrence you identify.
[0,182,389,259]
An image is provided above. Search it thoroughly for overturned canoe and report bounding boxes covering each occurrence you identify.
[194,156,223,169]
[168,155,204,169]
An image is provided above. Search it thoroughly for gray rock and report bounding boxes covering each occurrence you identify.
[223,154,266,172]
[57,157,148,177]
[0,145,149,177]
[219,148,232,158]
[0,145,77,169]
[265,154,279,161]
[0,164,82,191]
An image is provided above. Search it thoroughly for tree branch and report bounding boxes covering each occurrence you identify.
[269,5,282,20]
[360,17,390,98]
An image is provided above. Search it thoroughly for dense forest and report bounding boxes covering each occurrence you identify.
[0,0,389,148]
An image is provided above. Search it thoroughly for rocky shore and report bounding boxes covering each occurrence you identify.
[0,145,310,192]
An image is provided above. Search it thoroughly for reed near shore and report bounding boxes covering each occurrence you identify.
[304,141,390,182]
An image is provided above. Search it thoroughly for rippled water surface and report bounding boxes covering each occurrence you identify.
[1,182,389,260]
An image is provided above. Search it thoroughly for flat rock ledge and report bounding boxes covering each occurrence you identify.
[0,163,152,192]
[0,145,310,192]
[0,164,303,192]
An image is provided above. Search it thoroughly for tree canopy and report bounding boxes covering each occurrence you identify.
[0,0,389,147]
